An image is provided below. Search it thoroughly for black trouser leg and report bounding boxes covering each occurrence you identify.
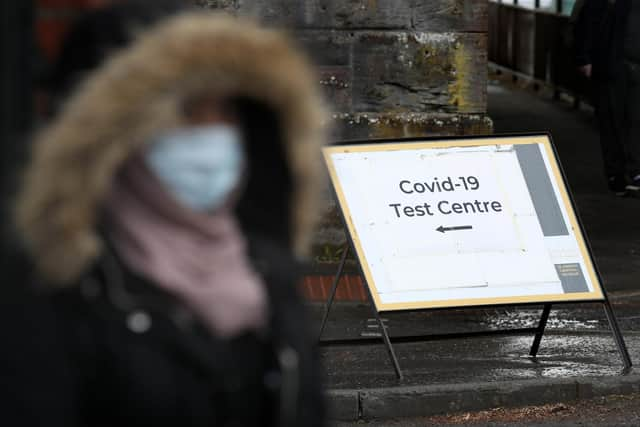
[596,79,627,178]
[624,61,640,178]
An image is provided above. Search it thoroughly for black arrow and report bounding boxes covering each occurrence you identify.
[436,225,473,233]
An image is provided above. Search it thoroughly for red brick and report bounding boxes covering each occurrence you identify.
[319,276,329,300]
[36,19,72,60]
[299,275,367,302]
[305,276,317,301]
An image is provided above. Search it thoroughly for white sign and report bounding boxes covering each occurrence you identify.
[324,135,605,311]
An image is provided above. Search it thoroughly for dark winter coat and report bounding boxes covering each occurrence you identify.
[2,12,327,427]
[574,0,634,81]
[2,234,322,427]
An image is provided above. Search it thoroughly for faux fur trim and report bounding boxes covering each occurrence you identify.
[15,13,327,285]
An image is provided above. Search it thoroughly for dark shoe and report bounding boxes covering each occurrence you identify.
[626,175,640,197]
[608,175,628,196]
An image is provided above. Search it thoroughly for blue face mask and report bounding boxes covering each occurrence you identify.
[144,125,244,212]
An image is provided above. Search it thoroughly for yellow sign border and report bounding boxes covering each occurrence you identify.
[323,135,605,312]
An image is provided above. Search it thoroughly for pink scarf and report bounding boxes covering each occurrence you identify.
[102,157,268,338]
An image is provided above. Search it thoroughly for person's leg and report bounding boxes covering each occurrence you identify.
[623,61,640,193]
[595,80,628,195]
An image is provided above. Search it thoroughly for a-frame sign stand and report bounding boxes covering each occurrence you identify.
[318,135,632,380]
[317,245,632,380]
[318,244,403,378]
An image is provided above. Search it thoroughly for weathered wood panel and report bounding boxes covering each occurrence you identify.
[514,10,535,76]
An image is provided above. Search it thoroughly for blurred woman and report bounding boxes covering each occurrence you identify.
[8,11,327,427]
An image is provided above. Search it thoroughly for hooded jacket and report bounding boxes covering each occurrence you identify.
[17,12,326,285]
[4,12,327,427]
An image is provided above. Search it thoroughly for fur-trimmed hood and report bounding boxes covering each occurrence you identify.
[15,12,327,285]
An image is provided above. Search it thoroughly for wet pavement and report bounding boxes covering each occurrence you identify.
[314,299,639,390]
[322,332,634,389]
[321,331,636,389]
[314,296,640,420]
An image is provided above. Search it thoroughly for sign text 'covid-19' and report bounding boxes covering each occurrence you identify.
[388,176,504,218]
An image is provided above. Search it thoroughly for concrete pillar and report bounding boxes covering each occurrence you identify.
[194,0,491,139]
[194,0,492,264]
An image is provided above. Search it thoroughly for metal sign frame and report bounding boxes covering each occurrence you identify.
[318,133,631,379]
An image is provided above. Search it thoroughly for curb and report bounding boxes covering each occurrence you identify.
[326,373,640,421]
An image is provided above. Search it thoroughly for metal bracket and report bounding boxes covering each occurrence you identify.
[317,244,403,379]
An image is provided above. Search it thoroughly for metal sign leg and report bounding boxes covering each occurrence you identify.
[316,243,403,379]
[365,288,403,380]
[529,304,552,357]
[317,244,350,341]
[602,300,632,371]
